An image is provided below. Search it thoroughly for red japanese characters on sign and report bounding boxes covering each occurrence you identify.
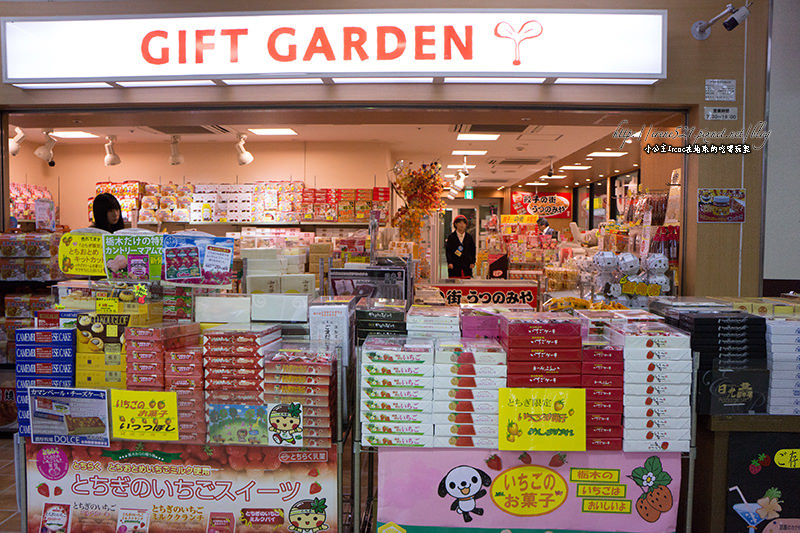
[511,192,572,219]
[434,286,538,307]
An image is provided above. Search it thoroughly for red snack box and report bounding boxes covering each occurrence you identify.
[505,348,582,362]
[587,437,623,451]
[127,333,201,352]
[126,373,164,389]
[303,437,332,449]
[204,378,263,391]
[587,413,623,426]
[582,361,624,375]
[128,361,163,374]
[127,350,164,364]
[582,346,624,362]
[165,377,203,390]
[582,374,624,388]
[261,394,331,407]
[204,355,264,369]
[585,388,624,402]
[262,361,335,375]
[205,390,263,404]
[178,431,206,445]
[176,396,204,411]
[126,322,201,341]
[262,383,331,397]
[262,373,331,385]
[501,335,582,349]
[305,416,333,429]
[506,373,581,388]
[177,408,205,421]
[165,362,204,378]
[204,367,264,381]
[203,324,282,348]
[178,419,206,433]
[166,347,203,364]
[500,312,581,337]
[303,427,332,439]
[586,425,624,439]
[174,388,204,401]
[507,362,581,375]
[586,400,624,413]
[435,388,499,402]
[203,342,279,357]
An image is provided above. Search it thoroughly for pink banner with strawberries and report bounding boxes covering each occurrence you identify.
[377,449,680,533]
[26,442,338,533]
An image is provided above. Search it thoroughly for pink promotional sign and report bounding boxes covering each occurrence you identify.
[377,449,681,533]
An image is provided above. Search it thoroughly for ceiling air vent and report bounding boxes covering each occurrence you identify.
[147,125,231,135]
[497,158,543,165]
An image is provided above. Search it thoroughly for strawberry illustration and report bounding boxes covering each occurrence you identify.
[37,483,49,497]
[54,487,62,496]
[308,468,319,477]
[549,453,567,467]
[758,453,772,467]
[749,460,762,475]
[485,454,502,471]
[309,482,322,494]
[518,452,531,464]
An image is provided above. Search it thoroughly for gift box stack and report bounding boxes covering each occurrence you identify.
[373,187,391,223]
[15,328,76,436]
[202,324,282,444]
[500,312,583,389]
[432,338,506,448]
[262,343,337,447]
[360,335,435,447]
[766,319,800,415]
[355,298,407,345]
[94,181,143,222]
[163,286,194,321]
[679,311,767,414]
[0,233,62,282]
[75,313,129,391]
[3,294,54,363]
[460,307,501,340]
[583,345,625,450]
[406,305,461,339]
[309,296,358,367]
[10,183,53,221]
[608,323,692,453]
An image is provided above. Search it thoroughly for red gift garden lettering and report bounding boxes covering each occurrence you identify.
[141,28,248,65]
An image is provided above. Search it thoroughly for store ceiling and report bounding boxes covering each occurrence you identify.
[9,107,684,190]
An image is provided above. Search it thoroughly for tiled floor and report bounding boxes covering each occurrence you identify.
[0,438,19,533]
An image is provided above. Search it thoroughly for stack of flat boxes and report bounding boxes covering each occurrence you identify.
[309,296,357,366]
[433,338,506,448]
[125,323,204,444]
[460,307,501,340]
[75,313,129,391]
[355,299,407,346]
[766,320,800,414]
[360,336,435,447]
[582,346,625,451]
[163,286,194,322]
[15,328,75,436]
[500,312,582,390]
[406,306,461,339]
[608,323,692,453]
[262,344,336,447]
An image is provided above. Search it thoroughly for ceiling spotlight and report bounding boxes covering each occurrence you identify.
[8,127,25,156]
[33,130,57,167]
[235,134,254,166]
[104,135,121,166]
[169,135,184,166]
[692,2,751,40]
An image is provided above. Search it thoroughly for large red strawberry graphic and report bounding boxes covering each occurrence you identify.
[548,453,567,467]
[54,487,62,496]
[308,468,319,477]
[37,483,49,497]
[758,453,771,467]
[485,454,502,471]
[519,452,531,464]
[310,482,322,494]
[749,460,761,475]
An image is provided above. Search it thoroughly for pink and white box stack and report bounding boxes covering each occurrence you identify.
[608,322,692,453]
[766,319,800,414]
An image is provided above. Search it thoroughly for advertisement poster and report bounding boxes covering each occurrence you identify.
[434,285,537,307]
[698,188,746,223]
[58,233,106,277]
[26,442,339,533]
[510,192,572,219]
[378,449,681,533]
[29,388,110,447]
[110,389,178,442]
[102,233,163,280]
[162,234,235,288]
[725,432,800,532]
[35,199,56,232]
[498,388,586,452]
[207,403,304,447]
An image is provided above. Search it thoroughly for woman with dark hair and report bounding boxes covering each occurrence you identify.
[92,192,125,233]
[445,214,476,278]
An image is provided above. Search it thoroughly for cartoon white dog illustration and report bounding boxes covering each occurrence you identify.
[438,465,492,523]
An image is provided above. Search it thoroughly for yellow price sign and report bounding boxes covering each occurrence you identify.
[95,297,121,314]
[501,214,538,224]
[58,232,106,276]
[490,464,568,516]
[110,389,179,441]
[499,388,586,451]
[775,449,800,468]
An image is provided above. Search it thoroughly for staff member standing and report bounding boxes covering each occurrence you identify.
[445,214,476,278]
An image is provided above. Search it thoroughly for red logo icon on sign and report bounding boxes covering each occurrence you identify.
[494,20,544,65]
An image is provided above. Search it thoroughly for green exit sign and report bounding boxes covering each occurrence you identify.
[464,189,474,199]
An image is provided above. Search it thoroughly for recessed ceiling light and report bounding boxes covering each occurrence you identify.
[447,164,476,169]
[248,128,298,136]
[553,78,659,85]
[599,174,605,177]
[51,131,99,139]
[542,175,567,180]
[527,181,548,186]
[332,77,433,83]
[625,139,633,144]
[586,179,591,182]
[574,182,580,185]
[587,151,629,157]
[116,80,215,87]
[444,174,456,178]
[560,165,592,170]
[585,157,593,161]
[497,186,505,190]
[614,169,621,172]
[444,77,545,84]
[451,150,488,156]
[14,82,112,89]
[223,78,324,85]
[633,163,639,167]
[565,185,570,188]
[457,134,500,141]
[517,185,523,187]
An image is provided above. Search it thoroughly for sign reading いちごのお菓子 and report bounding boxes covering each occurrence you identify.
[2,11,665,83]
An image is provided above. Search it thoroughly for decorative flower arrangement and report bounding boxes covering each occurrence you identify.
[390,161,446,241]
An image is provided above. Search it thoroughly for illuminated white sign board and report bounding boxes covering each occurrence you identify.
[2,10,666,83]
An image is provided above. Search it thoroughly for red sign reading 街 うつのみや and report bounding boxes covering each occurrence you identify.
[511,192,572,218]
[435,286,537,307]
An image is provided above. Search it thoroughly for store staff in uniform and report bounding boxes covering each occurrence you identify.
[91,192,125,233]
[446,214,476,278]
[537,217,557,237]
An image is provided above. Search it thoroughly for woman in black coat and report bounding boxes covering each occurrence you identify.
[445,214,476,278]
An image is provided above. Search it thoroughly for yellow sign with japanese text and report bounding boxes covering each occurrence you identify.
[500,214,538,225]
[775,449,800,468]
[490,464,569,516]
[58,232,106,276]
[110,389,179,441]
[499,388,586,451]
